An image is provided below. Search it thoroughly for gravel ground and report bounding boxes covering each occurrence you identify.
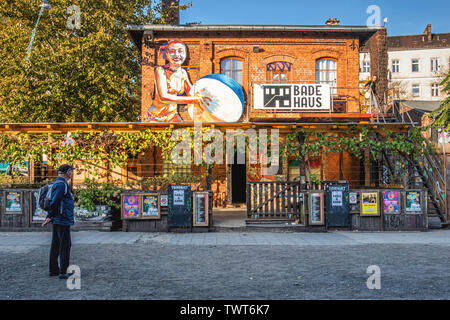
[1,236,449,300]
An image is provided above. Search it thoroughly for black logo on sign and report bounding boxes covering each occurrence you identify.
[263,85,291,108]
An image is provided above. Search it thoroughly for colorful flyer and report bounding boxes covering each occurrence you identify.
[160,195,168,207]
[349,192,357,204]
[142,194,159,218]
[361,192,379,216]
[122,195,140,219]
[406,191,421,213]
[383,190,400,214]
[5,191,22,213]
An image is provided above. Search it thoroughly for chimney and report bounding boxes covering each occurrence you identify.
[325,18,340,26]
[162,0,180,25]
[423,24,432,41]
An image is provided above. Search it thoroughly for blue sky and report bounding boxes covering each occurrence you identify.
[179,0,450,36]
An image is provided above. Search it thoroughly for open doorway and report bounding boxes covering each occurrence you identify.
[231,151,246,204]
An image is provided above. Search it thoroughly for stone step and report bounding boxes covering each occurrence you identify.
[246,219,295,225]
[428,215,442,229]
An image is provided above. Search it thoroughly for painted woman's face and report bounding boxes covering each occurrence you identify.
[167,43,186,68]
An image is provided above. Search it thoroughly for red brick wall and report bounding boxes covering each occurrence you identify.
[141,31,362,120]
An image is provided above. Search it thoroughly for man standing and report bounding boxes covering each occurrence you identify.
[42,164,75,279]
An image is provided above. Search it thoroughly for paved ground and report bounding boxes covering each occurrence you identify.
[1,230,450,300]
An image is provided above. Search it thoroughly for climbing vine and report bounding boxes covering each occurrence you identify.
[280,125,432,162]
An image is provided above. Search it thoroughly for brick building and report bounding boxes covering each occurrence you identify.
[125,22,399,207]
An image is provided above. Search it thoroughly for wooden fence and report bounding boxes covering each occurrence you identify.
[246,182,428,231]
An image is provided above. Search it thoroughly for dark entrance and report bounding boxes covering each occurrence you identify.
[232,152,246,204]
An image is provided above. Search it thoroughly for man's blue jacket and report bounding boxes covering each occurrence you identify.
[46,177,74,226]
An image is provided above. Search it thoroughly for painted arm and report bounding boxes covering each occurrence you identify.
[155,67,202,104]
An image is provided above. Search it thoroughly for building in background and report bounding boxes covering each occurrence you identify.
[360,24,450,103]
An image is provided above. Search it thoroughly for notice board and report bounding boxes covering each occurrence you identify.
[168,185,192,227]
[325,184,350,227]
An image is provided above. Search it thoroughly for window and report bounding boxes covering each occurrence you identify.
[162,159,192,177]
[267,61,292,83]
[316,59,337,95]
[392,60,400,73]
[362,61,370,73]
[412,59,419,72]
[431,84,440,97]
[221,59,243,85]
[412,84,420,97]
[431,58,440,72]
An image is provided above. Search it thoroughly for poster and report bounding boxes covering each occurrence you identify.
[31,191,47,221]
[122,195,140,219]
[383,191,400,214]
[406,191,421,213]
[331,191,343,207]
[349,192,358,204]
[142,194,160,219]
[173,190,185,206]
[193,192,209,226]
[309,193,324,225]
[160,195,168,207]
[361,192,379,216]
[5,191,22,213]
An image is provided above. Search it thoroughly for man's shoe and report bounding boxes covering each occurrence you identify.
[49,273,59,277]
[58,272,74,279]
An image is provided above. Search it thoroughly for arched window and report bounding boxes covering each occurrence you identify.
[316,59,337,95]
[267,61,292,83]
[221,58,243,85]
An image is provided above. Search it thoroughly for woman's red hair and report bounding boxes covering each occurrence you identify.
[159,39,186,60]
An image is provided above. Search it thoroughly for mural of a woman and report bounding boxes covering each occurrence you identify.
[146,39,215,122]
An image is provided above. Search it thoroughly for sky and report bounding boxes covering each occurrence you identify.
[179,0,450,36]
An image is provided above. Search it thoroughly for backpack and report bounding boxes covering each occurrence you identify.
[38,181,68,212]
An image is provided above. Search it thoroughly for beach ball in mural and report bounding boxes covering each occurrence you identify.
[190,74,244,122]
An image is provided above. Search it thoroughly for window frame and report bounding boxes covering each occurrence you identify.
[392,60,400,73]
[431,58,440,72]
[431,83,440,97]
[220,58,244,86]
[316,58,338,95]
[412,84,420,97]
[362,60,370,73]
[411,59,420,72]
[266,61,293,83]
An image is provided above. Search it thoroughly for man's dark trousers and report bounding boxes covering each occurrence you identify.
[49,224,71,275]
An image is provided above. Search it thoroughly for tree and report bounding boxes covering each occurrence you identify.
[0,0,189,123]
[430,71,450,130]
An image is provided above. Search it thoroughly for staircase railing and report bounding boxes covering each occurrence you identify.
[414,139,447,222]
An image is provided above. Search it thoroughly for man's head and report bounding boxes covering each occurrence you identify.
[57,164,74,181]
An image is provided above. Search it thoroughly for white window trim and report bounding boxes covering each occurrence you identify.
[412,84,420,97]
[392,60,400,73]
[412,59,420,72]
[431,84,440,97]
[430,58,440,72]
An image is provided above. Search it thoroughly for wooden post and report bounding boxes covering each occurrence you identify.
[297,132,306,189]
[206,165,212,191]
